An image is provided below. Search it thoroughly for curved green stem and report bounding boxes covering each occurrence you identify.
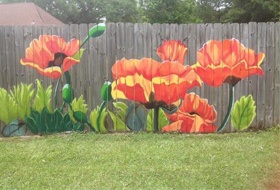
[96,101,106,132]
[64,71,71,84]
[87,121,96,133]
[153,106,160,132]
[217,84,235,132]
[54,77,61,108]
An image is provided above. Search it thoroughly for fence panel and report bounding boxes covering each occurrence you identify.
[0,22,279,133]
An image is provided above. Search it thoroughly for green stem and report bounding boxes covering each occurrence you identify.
[80,36,89,49]
[64,71,71,84]
[97,101,106,132]
[153,106,160,132]
[217,84,235,132]
[87,121,96,133]
[54,77,61,108]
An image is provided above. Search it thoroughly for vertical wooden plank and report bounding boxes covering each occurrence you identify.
[247,22,259,127]
[256,23,267,128]
[0,26,7,132]
[4,26,16,89]
[237,23,249,101]
[211,23,223,130]
[115,22,125,60]
[274,22,280,125]
[0,26,7,89]
[143,23,152,58]
[69,24,80,102]
[88,23,100,109]
[264,22,275,127]
[124,23,134,59]
[134,23,144,59]
[196,24,206,102]
[14,26,26,85]
[151,23,161,61]
[169,23,179,40]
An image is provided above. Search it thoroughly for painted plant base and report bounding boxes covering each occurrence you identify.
[0,25,265,137]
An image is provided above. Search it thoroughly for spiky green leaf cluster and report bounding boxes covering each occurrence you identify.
[0,88,18,124]
[69,95,88,122]
[32,79,52,113]
[9,83,34,119]
[231,95,256,131]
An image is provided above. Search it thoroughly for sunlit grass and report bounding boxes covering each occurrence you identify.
[0,127,279,190]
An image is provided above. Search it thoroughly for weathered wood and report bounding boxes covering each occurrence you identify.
[274,22,280,125]
[0,22,279,133]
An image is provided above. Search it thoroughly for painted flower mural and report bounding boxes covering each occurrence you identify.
[20,35,82,79]
[111,58,201,109]
[156,40,187,64]
[162,93,217,133]
[0,24,266,137]
[111,40,201,131]
[192,38,265,86]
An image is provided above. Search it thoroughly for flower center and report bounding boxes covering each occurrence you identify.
[48,52,67,67]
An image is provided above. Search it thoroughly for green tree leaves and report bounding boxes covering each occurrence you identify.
[231,95,256,131]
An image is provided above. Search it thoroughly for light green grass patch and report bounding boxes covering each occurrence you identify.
[0,127,279,190]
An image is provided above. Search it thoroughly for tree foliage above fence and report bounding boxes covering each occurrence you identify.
[0,22,279,137]
[1,0,279,24]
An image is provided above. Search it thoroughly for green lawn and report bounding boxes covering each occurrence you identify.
[0,127,279,190]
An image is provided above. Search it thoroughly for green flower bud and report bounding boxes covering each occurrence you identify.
[62,84,73,104]
[100,81,112,101]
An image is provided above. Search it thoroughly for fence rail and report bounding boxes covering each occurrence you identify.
[0,22,279,133]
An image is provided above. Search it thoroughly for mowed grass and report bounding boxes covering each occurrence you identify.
[0,127,279,190]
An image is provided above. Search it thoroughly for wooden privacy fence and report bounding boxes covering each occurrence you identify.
[0,22,279,132]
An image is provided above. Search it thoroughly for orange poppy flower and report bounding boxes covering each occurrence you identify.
[111,58,201,109]
[20,35,81,79]
[157,40,187,64]
[192,38,265,86]
[162,93,217,133]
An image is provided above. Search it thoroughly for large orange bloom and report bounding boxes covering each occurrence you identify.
[111,40,201,109]
[162,93,217,133]
[192,38,265,86]
[157,40,187,64]
[20,35,81,79]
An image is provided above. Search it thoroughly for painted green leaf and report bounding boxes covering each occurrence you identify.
[89,106,108,133]
[33,79,52,113]
[0,88,18,124]
[9,83,34,119]
[231,95,256,131]
[69,95,88,123]
[109,110,127,132]
[72,48,85,60]
[113,101,128,122]
[146,108,170,132]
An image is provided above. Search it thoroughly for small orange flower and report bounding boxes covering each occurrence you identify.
[157,40,187,64]
[20,35,81,79]
[192,38,265,86]
[162,93,217,133]
[111,58,201,109]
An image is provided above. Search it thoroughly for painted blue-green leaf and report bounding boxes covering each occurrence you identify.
[231,95,256,131]
[2,120,27,137]
[125,103,147,131]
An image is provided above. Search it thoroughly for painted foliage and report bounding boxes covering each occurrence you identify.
[0,24,265,137]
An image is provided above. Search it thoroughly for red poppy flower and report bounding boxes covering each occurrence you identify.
[111,58,201,109]
[157,40,187,64]
[162,93,217,133]
[20,35,81,79]
[192,38,265,86]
